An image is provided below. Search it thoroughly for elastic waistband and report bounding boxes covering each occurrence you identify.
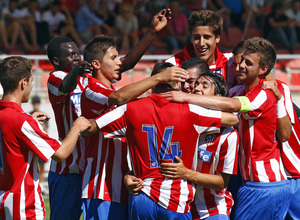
[242,179,289,188]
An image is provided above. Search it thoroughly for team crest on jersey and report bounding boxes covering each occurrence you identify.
[198,149,212,162]
[204,134,216,146]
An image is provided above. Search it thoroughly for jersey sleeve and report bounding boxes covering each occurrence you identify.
[96,104,128,138]
[243,89,276,119]
[47,71,68,104]
[81,83,114,118]
[217,128,239,175]
[21,116,61,162]
[189,104,222,134]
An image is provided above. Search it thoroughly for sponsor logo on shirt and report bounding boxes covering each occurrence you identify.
[204,134,216,145]
[198,149,212,162]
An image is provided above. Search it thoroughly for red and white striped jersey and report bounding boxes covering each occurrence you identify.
[276,80,300,178]
[81,76,129,203]
[0,101,61,220]
[229,80,286,182]
[165,44,236,88]
[47,70,88,174]
[96,94,222,213]
[192,127,239,219]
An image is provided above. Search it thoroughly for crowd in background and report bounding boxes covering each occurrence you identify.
[1,0,300,54]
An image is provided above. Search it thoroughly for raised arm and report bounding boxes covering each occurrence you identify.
[119,8,171,72]
[59,60,92,93]
[261,81,291,142]
[160,156,231,190]
[108,66,188,106]
[160,90,242,112]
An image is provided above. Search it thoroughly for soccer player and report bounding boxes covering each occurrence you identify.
[160,37,292,219]
[0,56,91,220]
[46,8,173,219]
[84,62,238,219]
[180,57,210,93]
[160,72,239,220]
[80,35,188,219]
[165,10,236,88]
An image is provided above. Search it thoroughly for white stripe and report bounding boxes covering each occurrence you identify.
[33,156,44,220]
[94,133,103,198]
[3,192,14,220]
[157,179,172,210]
[256,160,269,182]
[86,87,109,105]
[21,121,56,160]
[222,128,238,174]
[96,104,127,130]
[270,158,281,181]
[82,158,93,198]
[248,119,254,181]
[249,90,267,112]
[99,141,109,199]
[20,151,33,219]
[283,129,300,175]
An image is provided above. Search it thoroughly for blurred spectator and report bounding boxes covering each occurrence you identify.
[285,0,300,42]
[206,0,232,30]
[132,0,151,29]
[148,0,170,15]
[246,0,265,29]
[114,3,139,50]
[42,0,84,50]
[181,0,207,17]
[75,0,113,43]
[211,0,250,29]
[0,19,12,52]
[20,0,50,49]
[99,0,122,27]
[264,1,298,53]
[159,0,190,53]
[2,0,40,52]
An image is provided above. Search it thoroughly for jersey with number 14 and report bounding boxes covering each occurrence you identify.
[96,94,222,213]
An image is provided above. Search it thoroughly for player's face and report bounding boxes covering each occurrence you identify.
[193,76,216,96]
[191,26,220,66]
[182,67,199,93]
[23,72,34,103]
[232,52,243,85]
[58,42,81,72]
[237,51,262,87]
[100,46,122,81]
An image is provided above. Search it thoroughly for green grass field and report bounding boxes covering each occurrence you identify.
[44,198,83,220]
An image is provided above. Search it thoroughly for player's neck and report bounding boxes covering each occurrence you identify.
[2,93,22,106]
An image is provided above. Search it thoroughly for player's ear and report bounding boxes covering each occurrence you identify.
[52,57,59,67]
[91,59,101,70]
[20,78,27,91]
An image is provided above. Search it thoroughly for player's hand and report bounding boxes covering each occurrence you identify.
[32,112,51,122]
[124,173,144,195]
[74,60,93,77]
[159,90,189,102]
[160,156,188,179]
[261,80,282,100]
[73,116,92,133]
[80,119,99,137]
[151,8,172,33]
[157,66,188,83]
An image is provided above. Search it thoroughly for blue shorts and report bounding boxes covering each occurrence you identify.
[204,214,230,220]
[82,198,128,220]
[286,178,300,220]
[129,192,192,220]
[48,171,82,220]
[234,180,291,220]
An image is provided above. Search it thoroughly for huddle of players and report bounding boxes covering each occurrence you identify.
[1,8,300,220]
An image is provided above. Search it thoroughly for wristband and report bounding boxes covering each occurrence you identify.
[277,96,287,118]
[233,96,250,112]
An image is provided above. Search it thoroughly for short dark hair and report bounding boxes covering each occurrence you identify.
[189,10,223,37]
[232,40,245,56]
[244,37,276,76]
[199,72,228,97]
[47,37,74,66]
[151,62,175,93]
[0,56,32,94]
[181,58,210,76]
[84,35,117,63]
